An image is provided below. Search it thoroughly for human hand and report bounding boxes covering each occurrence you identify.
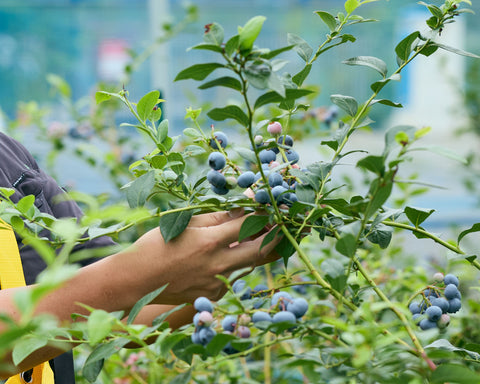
[120,209,281,306]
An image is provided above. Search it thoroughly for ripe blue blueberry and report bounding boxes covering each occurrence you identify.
[255,189,271,204]
[207,170,227,188]
[277,134,293,147]
[444,284,459,300]
[268,172,283,187]
[252,311,272,324]
[285,149,299,164]
[430,297,449,313]
[222,315,237,332]
[419,318,437,330]
[209,131,228,149]
[271,185,288,203]
[409,302,421,315]
[197,326,216,345]
[286,297,309,318]
[194,297,214,313]
[237,171,256,188]
[443,274,459,287]
[253,284,269,296]
[232,279,252,300]
[272,310,296,325]
[259,149,276,164]
[208,152,226,170]
[447,298,462,313]
[271,291,292,308]
[211,185,229,195]
[425,305,442,322]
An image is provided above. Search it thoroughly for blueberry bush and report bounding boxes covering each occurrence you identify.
[1,1,480,383]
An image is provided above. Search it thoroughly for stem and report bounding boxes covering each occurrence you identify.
[353,258,437,370]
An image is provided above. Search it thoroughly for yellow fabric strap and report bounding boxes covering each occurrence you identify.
[0,219,55,384]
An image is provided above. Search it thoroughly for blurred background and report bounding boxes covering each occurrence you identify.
[0,0,479,231]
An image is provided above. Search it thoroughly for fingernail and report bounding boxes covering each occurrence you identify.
[228,207,244,218]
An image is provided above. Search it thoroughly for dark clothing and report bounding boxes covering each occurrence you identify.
[0,132,116,383]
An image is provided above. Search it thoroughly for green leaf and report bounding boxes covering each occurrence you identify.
[47,74,71,98]
[137,90,160,122]
[127,285,167,325]
[83,338,130,382]
[234,146,257,163]
[88,310,113,345]
[315,11,338,32]
[335,233,357,257]
[238,15,266,51]
[168,152,185,175]
[330,94,358,116]
[183,128,202,139]
[159,210,194,243]
[458,223,480,244]
[125,170,155,208]
[224,35,240,56]
[430,364,480,384]
[370,98,403,108]
[198,76,242,91]
[383,124,415,155]
[287,33,313,62]
[366,223,393,249]
[395,31,420,62]
[344,0,360,13]
[432,42,480,58]
[12,336,48,365]
[207,105,249,127]
[189,43,224,53]
[357,155,385,175]
[404,206,435,227]
[239,215,270,242]
[150,154,167,169]
[174,63,225,82]
[203,22,224,45]
[365,178,393,219]
[296,184,316,204]
[260,44,296,60]
[292,64,312,87]
[342,56,388,78]
[275,235,296,266]
[182,145,206,157]
[370,73,401,93]
[321,259,347,291]
[408,145,467,164]
[157,119,169,143]
[16,195,35,216]
[254,89,314,110]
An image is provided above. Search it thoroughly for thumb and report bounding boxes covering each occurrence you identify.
[188,208,245,228]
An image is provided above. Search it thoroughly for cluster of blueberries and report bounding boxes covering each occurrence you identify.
[408,273,462,330]
[191,279,309,351]
[206,122,299,206]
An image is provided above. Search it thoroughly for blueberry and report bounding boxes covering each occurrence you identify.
[211,185,229,195]
[208,152,226,170]
[286,298,309,318]
[252,311,272,324]
[425,305,442,322]
[232,279,252,300]
[430,297,449,313]
[271,291,292,308]
[193,312,201,327]
[277,135,293,147]
[272,311,296,325]
[194,297,214,313]
[191,331,202,344]
[271,185,288,203]
[408,302,422,315]
[237,325,251,338]
[197,326,216,345]
[253,284,269,296]
[207,170,226,188]
[259,149,276,164]
[268,172,283,187]
[209,131,228,149]
[443,274,459,287]
[447,298,462,313]
[437,314,451,329]
[237,171,256,188]
[444,284,459,300]
[222,315,237,332]
[412,313,422,324]
[286,193,298,204]
[419,318,437,330]
[285,150,299,164]
[255,189,271,204]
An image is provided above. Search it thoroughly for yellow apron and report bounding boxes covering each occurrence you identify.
[0,219,55,384]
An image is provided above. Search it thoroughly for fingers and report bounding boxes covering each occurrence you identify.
[188,208,245,228]
[223,227,283,273]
